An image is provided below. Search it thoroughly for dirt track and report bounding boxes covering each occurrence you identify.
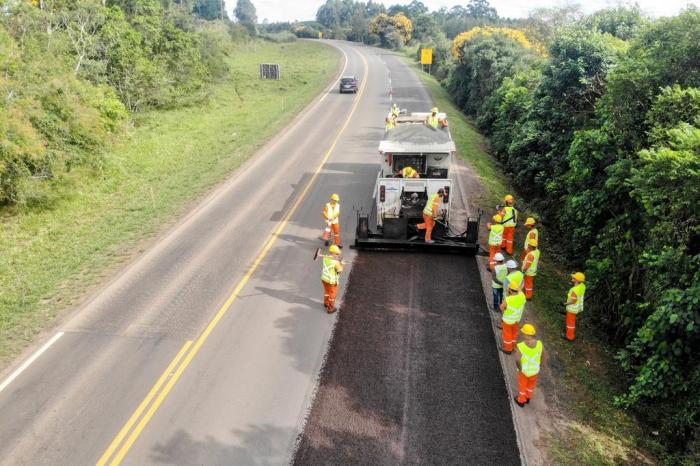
[294,252,520,465]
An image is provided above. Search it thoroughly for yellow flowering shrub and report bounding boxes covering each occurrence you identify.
[452,27,545,60]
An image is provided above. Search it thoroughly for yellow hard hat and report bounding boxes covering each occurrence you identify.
[571,272,585,282]
[509,281,520,291]
[528,238,538,247]
[329,245,341,255]
[521,324,536,336]
[431,107,438,113]
[330,193,340,202]
[525,217,536,226]
[493,214,503,223]
[504,194,514,203]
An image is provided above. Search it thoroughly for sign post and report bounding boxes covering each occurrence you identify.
[420,48,433,75]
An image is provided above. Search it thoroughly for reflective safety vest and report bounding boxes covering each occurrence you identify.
[505,270,524,291]
[423,193,441,216]
[427,115,439,128]
[503,292,526,324]
[392,105,400,117]
[488,223,504,246]
[518,341,543,377]
[566,283,586,314]
[402,166,418,178]
[502,205,517,227]
[324,202,340,225]
[524,227,539,250]
[523,249,540,277]
[492,263,508,289]
[321,257,340,285]
[385,119,395,130]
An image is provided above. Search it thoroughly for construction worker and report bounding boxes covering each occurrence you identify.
[563,272,586,341]
[500,281,526,353]
[521,217,538,260]
[514,324,546,407]
[426,107,439,128]
[322,194,341,247]
[396,166,420,178]
[417,188,444,244]
[521,239,540,300]
[385,113,396,131]
[491,252,507,310]
[501,194,517,254]
[321,245,344,314]
[487,214,505,270]
[504,259,524,292]
[391,103,400,117]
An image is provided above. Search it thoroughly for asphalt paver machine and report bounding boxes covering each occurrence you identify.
[355,111,480,253]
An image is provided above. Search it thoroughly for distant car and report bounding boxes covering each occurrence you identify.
[339,76,358,94]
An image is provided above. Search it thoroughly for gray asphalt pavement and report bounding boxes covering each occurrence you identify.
[0,42,520,466]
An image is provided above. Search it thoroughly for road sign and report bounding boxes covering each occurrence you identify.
[420,48,433,65]
[260,63,281,80]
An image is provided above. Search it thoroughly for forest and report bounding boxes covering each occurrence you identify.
[307,0,700,460]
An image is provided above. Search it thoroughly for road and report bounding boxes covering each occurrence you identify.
[0,41,520,465]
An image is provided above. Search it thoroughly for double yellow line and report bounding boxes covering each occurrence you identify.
[96,45,369,466]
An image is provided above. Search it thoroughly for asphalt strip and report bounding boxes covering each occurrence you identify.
[293,251,520,465]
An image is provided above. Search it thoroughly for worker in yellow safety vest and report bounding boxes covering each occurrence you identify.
[323,194,341,247]
[385,113,396,131]
[499,281,526,353]
[514,323,546,407]
[396,166,420,178]
[491,252,507,311]
[521,239,540,300]
[321,245,344,314]
[504,259,524,293]
[417,188,444,244]
[521,217,538,260]
[426,107,439,128]
[391,103,400,117]
[563,272,586,341]
[487,214,505,271]
[500,194,517,254]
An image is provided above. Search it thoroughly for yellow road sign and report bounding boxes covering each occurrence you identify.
[421,48,433,65]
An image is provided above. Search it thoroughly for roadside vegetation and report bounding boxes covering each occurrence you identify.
[0,0,339,365]
[359,1,699,463]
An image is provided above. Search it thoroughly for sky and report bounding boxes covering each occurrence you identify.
[227,0,699,24]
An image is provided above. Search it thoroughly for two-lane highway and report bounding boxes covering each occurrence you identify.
[0,41,388,465]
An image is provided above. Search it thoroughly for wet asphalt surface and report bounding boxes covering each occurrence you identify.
[294,252,520,465]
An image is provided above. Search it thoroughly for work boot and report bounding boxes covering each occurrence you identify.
[325,240,329,247]
[327,307,337,314]
[513,396,526,408]
[561,332,573,342]
[425,239,435,244]
[337,244,343,249]
[499,346,512,355]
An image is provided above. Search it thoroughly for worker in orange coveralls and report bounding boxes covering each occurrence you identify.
[323,194,341,247]
[321,245,344,314]
[563,272,586,341]
[417,188,444,244]
[521,239,540,300]
[513,324,546,408]
[487,214,505,270]
[499,281,526,354]
[500,194,517,254]
[521,217,538,261]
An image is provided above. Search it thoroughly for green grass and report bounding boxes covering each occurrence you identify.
[400,52,657,465]
[0,40,340,364]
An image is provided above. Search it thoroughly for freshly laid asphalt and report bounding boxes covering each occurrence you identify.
[0,41,520,465]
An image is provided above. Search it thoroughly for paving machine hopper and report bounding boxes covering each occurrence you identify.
[355,111,480,253]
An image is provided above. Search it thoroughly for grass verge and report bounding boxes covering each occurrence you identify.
[0,40,340,365]
[399,52,658,465]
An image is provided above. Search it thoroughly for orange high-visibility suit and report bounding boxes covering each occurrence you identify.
[417,193,442,242]
[323,202,341,245]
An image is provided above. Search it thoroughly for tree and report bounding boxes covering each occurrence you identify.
[193,0,226,21]
[581,5,647,40]
[234,0,256,35]
[412,13,439,41]
[60,1,106,73]
[368,12,412,48]
[466,0,498,21]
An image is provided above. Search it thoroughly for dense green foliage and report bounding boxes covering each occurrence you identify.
[0,0,239,205]
[438,8,700,459]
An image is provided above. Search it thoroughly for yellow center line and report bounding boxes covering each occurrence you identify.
[99,45,370,466]
[95,340,192,466]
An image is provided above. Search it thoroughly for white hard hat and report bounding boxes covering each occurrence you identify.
[506,260,518,268]
[494,253,505,261]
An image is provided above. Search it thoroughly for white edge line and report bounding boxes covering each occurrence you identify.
[0,332,65,394]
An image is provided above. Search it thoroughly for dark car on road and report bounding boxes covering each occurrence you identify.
[339,76,358,94]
